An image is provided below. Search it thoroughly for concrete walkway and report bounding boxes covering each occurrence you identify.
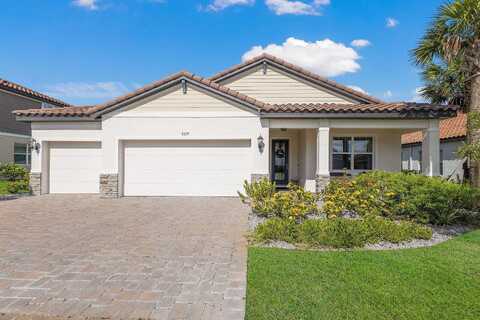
[0,195,248,320]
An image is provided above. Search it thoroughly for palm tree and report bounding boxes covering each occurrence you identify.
[419,58,467,108]
[413,0,480,186]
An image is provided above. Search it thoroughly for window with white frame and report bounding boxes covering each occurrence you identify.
[14,143,30,166]
[332,137,374,171]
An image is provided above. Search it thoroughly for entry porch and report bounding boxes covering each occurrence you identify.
[257,118,441,192]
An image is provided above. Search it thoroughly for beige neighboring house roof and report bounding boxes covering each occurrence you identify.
[0,78,70,108]
[13,55,459,120]
[402,112,467,145]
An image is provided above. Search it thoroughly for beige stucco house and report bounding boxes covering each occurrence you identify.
[14,55,457,197]
[0,79,68,167]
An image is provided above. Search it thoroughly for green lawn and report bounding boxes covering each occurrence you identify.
[0,180,9,195]
[246,230,480,320]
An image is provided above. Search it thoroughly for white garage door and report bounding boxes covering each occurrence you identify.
[123,140,251,196]
[49,142,102,194]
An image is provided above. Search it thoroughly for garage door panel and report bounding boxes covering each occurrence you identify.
[124,140,251,196]
[49,142,102,194]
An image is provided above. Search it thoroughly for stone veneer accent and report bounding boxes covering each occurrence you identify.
[315,174,330,193]
[251,174,270,183]
[29,173,42,196]
[100,174,119,198]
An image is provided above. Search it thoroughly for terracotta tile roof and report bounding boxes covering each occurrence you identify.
[263,102,458,115]
[209,53,383,104]
[14,71,268,118]
[402,112,467,144]
[0,78,70,107]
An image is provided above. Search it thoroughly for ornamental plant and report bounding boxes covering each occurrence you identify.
[239,179,319,221]
[321,171,480,225]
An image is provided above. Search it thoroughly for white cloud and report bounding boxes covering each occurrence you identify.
[206,0,254,11]
[350,39,371,48]
[72,0,99,10]
[347,85,367,94]
[386,17,399,28]
[383,90,393,98]
[242,37,361,77]
[265,0,324,16]
[412,87,426,103]
[44,81,131,100]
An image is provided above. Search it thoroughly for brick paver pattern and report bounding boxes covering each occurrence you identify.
[0,195,248,320]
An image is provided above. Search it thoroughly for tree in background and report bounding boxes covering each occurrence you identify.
[413,0,480,186]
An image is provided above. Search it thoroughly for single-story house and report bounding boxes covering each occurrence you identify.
[14,54,457,198]
[0,79,69,167]
[402,112,467,181]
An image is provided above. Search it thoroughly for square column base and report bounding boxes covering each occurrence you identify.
[315,174,330,193]
[29,173,42,196]
[100,174,119,198]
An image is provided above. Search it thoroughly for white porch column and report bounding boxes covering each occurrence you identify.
[316,127,330,192]
[421,119,440,177]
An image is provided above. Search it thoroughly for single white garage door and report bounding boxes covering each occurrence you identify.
[123,140,252,196]
[49,142,102,194]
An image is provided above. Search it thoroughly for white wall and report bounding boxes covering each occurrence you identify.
[102,85,267,180]
[30,122,102,173]
[222,65,353,104]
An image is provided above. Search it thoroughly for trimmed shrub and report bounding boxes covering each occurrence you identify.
[321,171,480,225]
[238,178,276,214]
[239,179,319,220]
[6,180,29,194]
[297,218,368,248]
[253,218,297,243]
[0,163,28,181]
[253,216,433,249]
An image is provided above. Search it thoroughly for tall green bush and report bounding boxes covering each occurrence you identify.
[322,171,480,225]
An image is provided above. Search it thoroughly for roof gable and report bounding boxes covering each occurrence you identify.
[14,72,266,120]
[210,54,383,104]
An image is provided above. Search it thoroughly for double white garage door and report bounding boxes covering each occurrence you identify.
[49,140,251,196]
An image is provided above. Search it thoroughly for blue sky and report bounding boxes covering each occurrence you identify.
[1,0,445,105]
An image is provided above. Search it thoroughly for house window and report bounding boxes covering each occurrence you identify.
[14,143,30,166]
[332,137,373,172]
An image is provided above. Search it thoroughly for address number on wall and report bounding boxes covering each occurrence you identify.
[181,132,190,136]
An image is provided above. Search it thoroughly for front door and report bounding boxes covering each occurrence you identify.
[271,139,289,186]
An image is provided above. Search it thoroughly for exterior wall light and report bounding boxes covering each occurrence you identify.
[257,135,265,153]
[31,138,40,152]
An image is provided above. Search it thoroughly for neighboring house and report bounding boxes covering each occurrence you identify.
[402,113,467,181]
[14,54,457,197]
[0,79,69,167]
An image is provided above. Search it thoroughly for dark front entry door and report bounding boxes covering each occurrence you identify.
[271,139,289,186]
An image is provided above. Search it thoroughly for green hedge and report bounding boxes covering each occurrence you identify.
[322,171,480,225]
[253,216,432,249]
[0,164,29,194]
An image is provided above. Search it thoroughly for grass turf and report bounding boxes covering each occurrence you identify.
[0,180,9,195]
[246,230,480,320]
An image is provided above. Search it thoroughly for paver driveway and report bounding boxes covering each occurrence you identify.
[0,195,249,320]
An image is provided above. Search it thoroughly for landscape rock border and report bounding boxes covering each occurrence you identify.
[0,193,31,202]
[249,210,474,251]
